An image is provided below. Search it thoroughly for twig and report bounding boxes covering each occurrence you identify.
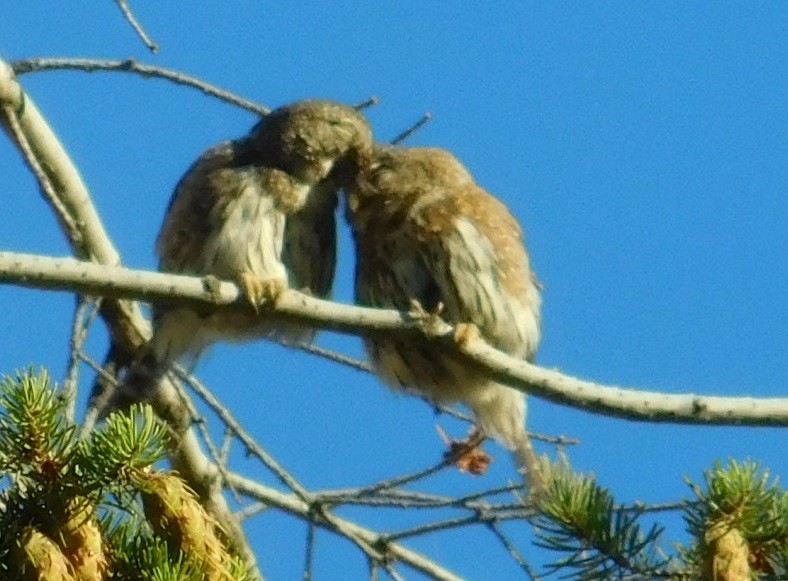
[383,563,406,581]
[303,521,316,581]
[10,57,269,115]
[383,514,481,542]
[291,342,373,373]
[234,502,268,522]
[391,112,433,145]
[227,472,464,581]
[77,350,121,438]
[219,427,234,464]
[486,520,541,580]
[352,458,452,499]
[355,96,380,110]
[318,485,519,508]
[176,372,389,566]
[452,483,525,506]
[368,558,380,581]
[530,431,579,446]
[616,500,690,514]
[173,366,311,500]
[114,0,159,53]
[0,104,82,245]
[62,297,99,421]
[170,376,243,504]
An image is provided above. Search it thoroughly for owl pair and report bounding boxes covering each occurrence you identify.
[145,99,544,493]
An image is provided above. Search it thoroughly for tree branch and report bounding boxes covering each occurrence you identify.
[113,0,159,53]
[1,250,786,427]
[0,59,121,264]
[224,471,464,581]
[0,56,261,576]
[10,57,270,115]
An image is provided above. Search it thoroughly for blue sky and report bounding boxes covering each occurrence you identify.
[1,3,786,579]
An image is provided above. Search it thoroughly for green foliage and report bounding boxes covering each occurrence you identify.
[0,367,76,478]
[79,402,168,493]
[1,367,783,580]
[101,512,206,580]
[685,460,787,543]
[533,460,671,579]
[0,367,247,580]
[684,459,788,579]
[533,458,787,579]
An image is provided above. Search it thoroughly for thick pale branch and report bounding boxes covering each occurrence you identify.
[0,56,147,354]
[2,250,786,427]
[0,57,260,574]
[0,59,119,264]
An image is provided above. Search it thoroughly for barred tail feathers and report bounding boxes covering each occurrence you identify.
[467,382,545,496]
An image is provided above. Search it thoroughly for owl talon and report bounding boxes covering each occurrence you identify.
[407,298,426,319]
[437,424,492,476]
[408,299,446,337]
[453,322,480,347]
[238,273,287,312]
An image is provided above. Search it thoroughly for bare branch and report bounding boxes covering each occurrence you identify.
[234,502,268,522]
[291,342,373,374]
[10,57,270,115]
[113,0,159,53]
[0,60,120,264]
[486,521,540,580]
[350,458,453,499]
[1,251,786,428]
[355,95,380,110]
[173,367,311,499]
[0,56,261,576]
[226,472,465,581]
[391,112,433,145]
[1,102,83,244]
[303,521,316,581]
[1,51,572,580]
[62,296,99,421]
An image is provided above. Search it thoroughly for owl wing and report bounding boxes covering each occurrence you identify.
[281,181,337,299]
[156,139,241,274]
[414,184,540,357]
[156,138,289,283]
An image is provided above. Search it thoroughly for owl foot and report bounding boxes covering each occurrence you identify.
[238,273,287,312]
[437,424,492,476]
[453,322,481,347]
[408,299,446,335]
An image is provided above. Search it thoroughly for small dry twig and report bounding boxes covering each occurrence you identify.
[113,0,159,53]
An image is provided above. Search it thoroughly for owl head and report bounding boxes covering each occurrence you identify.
[252,99,373,186]
[346,144,476,217]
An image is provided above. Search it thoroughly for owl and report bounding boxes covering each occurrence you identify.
[104,99,373,407]
[346,145,544,493]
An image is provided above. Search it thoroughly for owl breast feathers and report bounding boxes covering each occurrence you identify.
[346,145,543,490]
[153,99,372,364]
[93,99,373,418]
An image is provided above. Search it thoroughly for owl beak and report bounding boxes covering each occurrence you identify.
[318,158,335,179]
[346,191,360,213]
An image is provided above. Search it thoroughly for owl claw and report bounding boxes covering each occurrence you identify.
[453,322,480,347]
[238,273,287,312]
[437,424,492,476]
[408,300,447,337]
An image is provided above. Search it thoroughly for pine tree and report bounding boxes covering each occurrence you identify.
[0,369,252,580]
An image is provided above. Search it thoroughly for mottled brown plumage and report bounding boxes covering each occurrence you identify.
[102,100,372,408]
[346,145,544,493]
